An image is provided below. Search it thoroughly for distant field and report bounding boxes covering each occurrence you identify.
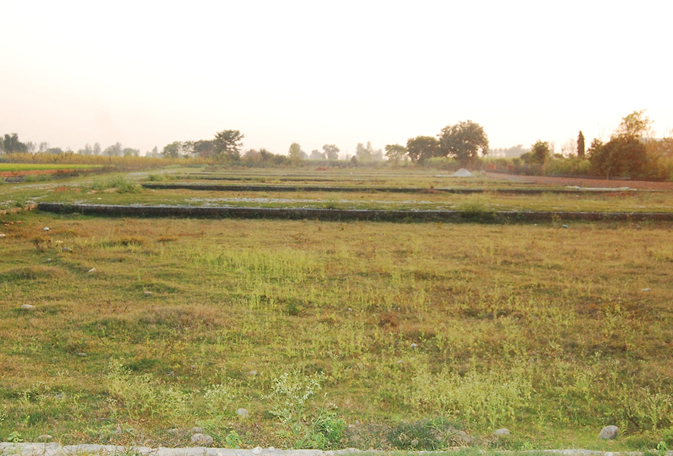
[0,164,102,172]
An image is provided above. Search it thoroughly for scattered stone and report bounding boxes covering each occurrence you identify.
[20,304,36,311]
[493,428,510,436]
[167,428,180,435]
[410,343,418,348]
[76,352,87,357]
[55,392,66,400]
[598,425,618,440]
[43,227,50,231]
[248,370,257,376]
[641,288,650,292]
[268,447,275,452]
[37,435,52,441]
[453,430,474,445]
[45,258,52,263]
[348,308,353,312]
[562,225,569,229]
[87,268,96,273]
[252,447,262,455]
[190,433,213,446]
[237,408,249,419]
[143,291,153,295]
[61,247,72,252]
[191,427,203,434]
[0,233,5,237]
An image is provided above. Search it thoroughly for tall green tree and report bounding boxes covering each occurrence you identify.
[577,131,586,158]
[214,130,244,161]
[438,120,489,167]
[406,136,439,163]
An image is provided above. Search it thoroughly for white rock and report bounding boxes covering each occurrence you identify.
[43,227,50,231]
[598,425,618,439]
[190,433,213,446]
[38,435,52,441]
[641,288,650,292]
[452,168,474,177]
[237,408,249,418]
[20,304,35,311]
[493,428,510,436]
[410,343,418,348]
[252,447,262,454]
[88,268,96,273]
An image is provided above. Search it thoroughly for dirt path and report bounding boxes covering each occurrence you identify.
[486,172,673,190]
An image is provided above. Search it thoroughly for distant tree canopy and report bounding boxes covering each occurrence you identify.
[588,110,651,178]
[2,133,28,154]
[523,140,551,165]
[243,148,291,166]
[616,109,652,139]
[355,142,373,162]
[577,131,586,158]
[214,130,244,161]
[310,149,325,160]
[384,144,407,164]
[438,120,489,167]
[288,142,303,162]
[103,142,123,157]
[589,136,647,178]
[406,136,439,163]
[322,144,340,160]
[194,140,215,158]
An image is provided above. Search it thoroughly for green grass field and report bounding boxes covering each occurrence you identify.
[1,167,672,451]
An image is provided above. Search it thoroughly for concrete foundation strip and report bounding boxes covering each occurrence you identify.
[141,184,642,194]
[37,203,673,223]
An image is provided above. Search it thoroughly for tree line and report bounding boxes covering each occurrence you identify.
[3,111,671,180]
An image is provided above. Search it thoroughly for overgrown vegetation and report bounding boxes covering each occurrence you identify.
[1,209,672,450]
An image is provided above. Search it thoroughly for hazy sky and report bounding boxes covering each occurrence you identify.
[1,1,671,157]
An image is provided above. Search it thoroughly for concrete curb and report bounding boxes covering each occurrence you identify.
[36,203,673,223]
[141,184,642,195]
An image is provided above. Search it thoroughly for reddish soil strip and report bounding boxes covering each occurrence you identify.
[486,172,673,190]
[0,169,71,177]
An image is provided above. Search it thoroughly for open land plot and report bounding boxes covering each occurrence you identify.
[1,211,673,451]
